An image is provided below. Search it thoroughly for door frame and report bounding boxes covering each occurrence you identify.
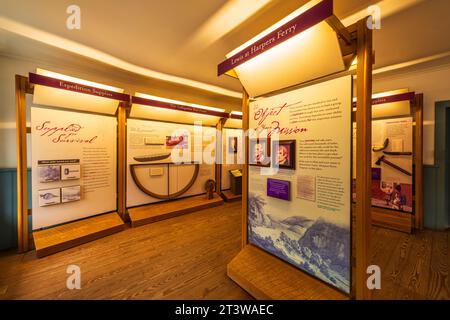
[433,100,450,229]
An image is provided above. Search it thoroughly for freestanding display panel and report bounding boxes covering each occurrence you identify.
[16,69,127,257]
[247,76,353,293]
[351,91,424,233]
[125,94,227,227]
[218,0,374,300]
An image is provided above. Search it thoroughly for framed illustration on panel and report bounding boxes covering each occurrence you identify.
[249,138,271,167]
[38,188,61,207]
[61,185,81,203]
[165,134,188,148]
[272,140,296,169]
[38,165,61,183]
[228,136,238,154]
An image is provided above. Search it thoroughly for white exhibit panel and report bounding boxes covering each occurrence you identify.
[353,89,413,119]
[247,76,352,293]
[127,118,216,208]
[352,116,414,214]
[221,128,244,190]
[31,69,126,115]
[372,100,411,119]
[31,107,117,230]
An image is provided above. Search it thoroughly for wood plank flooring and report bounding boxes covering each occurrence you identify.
[0,201,449,300]
[371,226,450,300]
[0,202,250,300]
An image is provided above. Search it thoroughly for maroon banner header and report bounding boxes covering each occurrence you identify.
[217,0,333,76]
[29,73,130,102]
[352,92,415,108]
[132,96,229,118]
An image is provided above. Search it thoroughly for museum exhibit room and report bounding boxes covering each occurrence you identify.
[1,0,450,309]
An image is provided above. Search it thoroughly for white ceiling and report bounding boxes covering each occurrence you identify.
[0,0,377,93]
[1,0,450,100]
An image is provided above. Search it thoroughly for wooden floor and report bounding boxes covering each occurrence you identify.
[371,226,450,300]
[0,202,251,300]
[0,201,449,300]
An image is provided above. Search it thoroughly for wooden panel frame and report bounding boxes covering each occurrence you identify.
[354,18,373,300]
[215,117,227,198]
[15,74,127,254]
[241,88,250,249]
[414,94,424,230]
[16,75,30,253]
[117,101,128,219]
[370,93,424,233]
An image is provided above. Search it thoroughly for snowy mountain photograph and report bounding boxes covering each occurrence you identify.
[248,192,351,293]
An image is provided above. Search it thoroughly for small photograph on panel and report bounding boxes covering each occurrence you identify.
[38,188,61,207]
[228,136,238,154]
[38,165,61,183]
[61,185,81,203]
[249,138,271,167]
[165,134,188,149]
[296,175,316,202]
[272,140,296,169]
[61,164,81,181]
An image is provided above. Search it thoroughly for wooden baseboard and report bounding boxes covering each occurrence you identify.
[371,207,413,233]
[221,190,242,202]
[128,194,224,227]
[227,245,349,300]
[351,204,413,233]
[33,212,125,258]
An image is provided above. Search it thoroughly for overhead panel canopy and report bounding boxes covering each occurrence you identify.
[31,68,127,115]
[130,92,228,127]
[218,0,346,97]
[353,89,415,119]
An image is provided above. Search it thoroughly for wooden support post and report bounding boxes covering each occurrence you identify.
[414,94,424,230]
[117,101,127,219]
[215,118,227,196]
[355,19,373,300]
[16,75,29,253]
[241,88,250,249]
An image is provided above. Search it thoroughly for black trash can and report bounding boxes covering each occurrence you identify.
[229,170,242,195]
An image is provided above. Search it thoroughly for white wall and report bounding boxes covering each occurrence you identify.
[373,63,450,165]
[0,127,31,168]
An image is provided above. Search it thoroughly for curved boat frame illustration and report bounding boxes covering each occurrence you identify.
[130,163,200,199]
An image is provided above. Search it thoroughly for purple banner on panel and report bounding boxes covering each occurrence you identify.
[131,96,229,118]
[267,178,291,201]
[352,92,415,108]
[372,167,381,180]
[217,0,333,76]
[29,73,130,102]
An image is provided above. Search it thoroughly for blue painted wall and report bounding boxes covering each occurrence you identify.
[424,101,450,230]
[0,168,31,251]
